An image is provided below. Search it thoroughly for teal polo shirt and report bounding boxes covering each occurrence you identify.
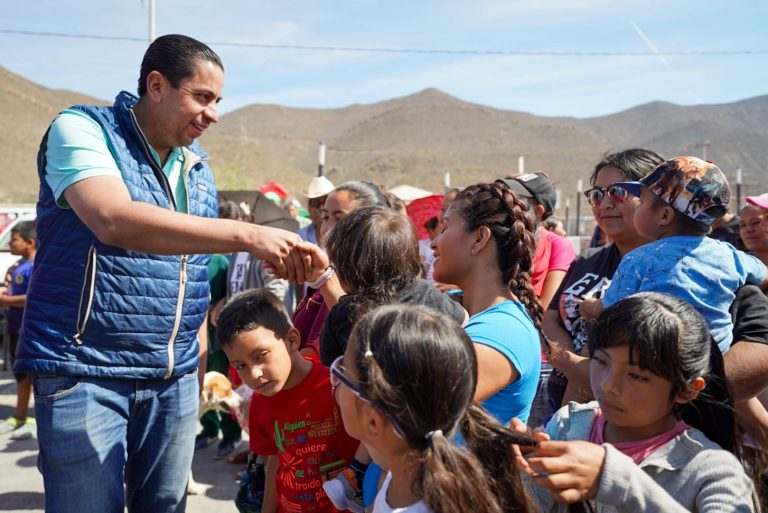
[45,109,188,213]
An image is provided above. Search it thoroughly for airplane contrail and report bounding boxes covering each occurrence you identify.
[630,20,704,103]
[630,20,675,73]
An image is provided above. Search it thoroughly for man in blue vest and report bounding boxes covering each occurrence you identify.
[16,34,303,512]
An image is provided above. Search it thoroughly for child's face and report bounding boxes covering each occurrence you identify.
[632,187,665,240]
[223,326,298,397]
[9,233,33,256]
[334,343,367,442]
[590,345,680,440]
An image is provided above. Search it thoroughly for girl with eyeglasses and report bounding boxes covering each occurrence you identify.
[521,293,755,512]
[542,149,663,412]
[333,303,538,513]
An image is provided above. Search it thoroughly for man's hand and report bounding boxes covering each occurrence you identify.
[246,225,303,282]
[262,242,329,285]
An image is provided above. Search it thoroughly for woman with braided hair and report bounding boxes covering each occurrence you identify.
[431,182,542,425]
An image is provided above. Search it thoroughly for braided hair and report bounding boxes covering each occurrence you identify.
[451,183,543,328]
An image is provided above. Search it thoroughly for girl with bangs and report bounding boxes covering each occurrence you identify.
[522,293,756,512]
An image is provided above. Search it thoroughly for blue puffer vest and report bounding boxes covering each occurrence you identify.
[16,91,218,379]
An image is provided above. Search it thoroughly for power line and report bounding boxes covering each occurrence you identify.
[2,28,767,56]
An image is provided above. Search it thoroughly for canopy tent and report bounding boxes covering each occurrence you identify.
[218,190,300,233]
[389,184,435,202]
[406,194,444,240]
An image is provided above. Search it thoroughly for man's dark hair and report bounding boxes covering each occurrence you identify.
[138,34,223,96]
[10,220,36,244]
[217,289,292,347]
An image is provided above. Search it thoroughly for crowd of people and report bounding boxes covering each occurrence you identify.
[3,33,768,513]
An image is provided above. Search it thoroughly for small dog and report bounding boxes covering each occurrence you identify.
[188,371,245,495]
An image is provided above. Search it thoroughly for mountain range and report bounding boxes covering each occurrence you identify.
[2,65,766,206]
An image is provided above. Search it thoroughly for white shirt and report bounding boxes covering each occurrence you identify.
[372,472,433,513]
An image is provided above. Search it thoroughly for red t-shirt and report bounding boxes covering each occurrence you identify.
[532,230,577,296]
[548,232,577,273]
[249,359,358,513]
[531,228,553,296]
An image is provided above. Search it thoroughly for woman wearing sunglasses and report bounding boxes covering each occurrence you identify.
[542,149,664,411]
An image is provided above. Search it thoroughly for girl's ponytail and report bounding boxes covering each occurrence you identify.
[459,404,538,513]
[348,305,538,513]
[416,431,504,513]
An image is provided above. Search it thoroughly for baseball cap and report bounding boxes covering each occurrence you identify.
[746,193,768,210]
[616,156,730,226]
[306,176,335,199]
[496,172,557,219]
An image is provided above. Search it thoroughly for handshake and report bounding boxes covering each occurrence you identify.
[263,241,332,287]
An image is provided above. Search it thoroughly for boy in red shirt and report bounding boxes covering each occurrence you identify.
[219,289,357,513]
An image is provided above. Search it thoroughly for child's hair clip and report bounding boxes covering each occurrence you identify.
[364,350,374,359]
[425,429,443,440]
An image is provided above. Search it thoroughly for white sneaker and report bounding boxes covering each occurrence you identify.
[0,417,25,435]
[322,470,364,513]
[10,418,36,440]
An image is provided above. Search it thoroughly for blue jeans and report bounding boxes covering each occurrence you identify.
[32,373,199,513]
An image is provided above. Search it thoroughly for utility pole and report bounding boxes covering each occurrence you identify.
[695,140,711,161]
[575,179,583,236]
[317,142,326,177]
[148,0,156,43]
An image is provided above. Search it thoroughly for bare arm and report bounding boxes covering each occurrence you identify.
[542,309,593,404]
[542,309,574,354]
[63,176,303,279]
[0,293,26,308]
[197,316,208,389]
[539,270,567,311]
[262,455,278,513]
[473,343,519,403]
[723,341,768,402]
[295,242,346,308]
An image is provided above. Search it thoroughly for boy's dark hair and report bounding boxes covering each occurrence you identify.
[646,192,712,236]
[424,216,439,231]
[591,148,664,185]
[672,210,711,236]
[138,34,223,96]
[217,289,292,347]
[11,220,36,244]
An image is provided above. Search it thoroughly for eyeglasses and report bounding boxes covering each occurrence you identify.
[308,197,326,209]
[329,355,406,438]
[584,185,629,207]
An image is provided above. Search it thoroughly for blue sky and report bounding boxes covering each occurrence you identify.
[2,0,767,118]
